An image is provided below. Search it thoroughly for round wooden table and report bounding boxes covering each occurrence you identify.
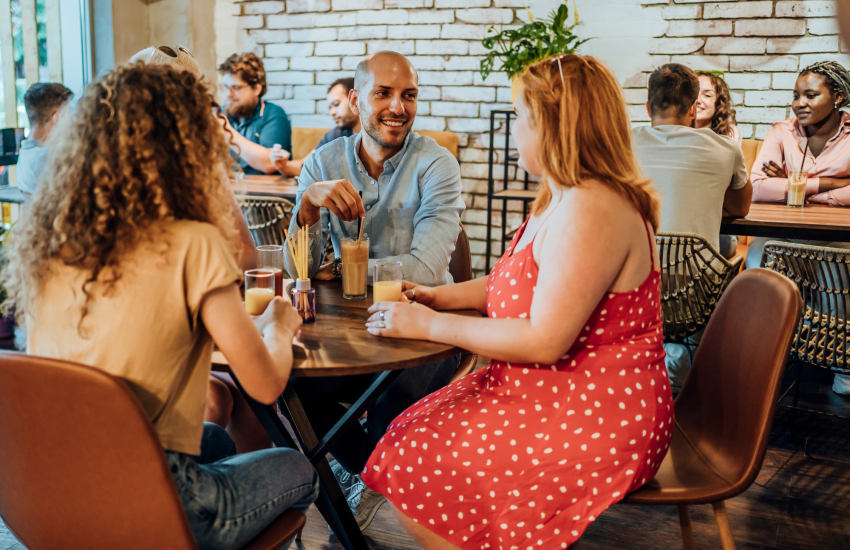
[214,279,480,377]
[214,279,480,550]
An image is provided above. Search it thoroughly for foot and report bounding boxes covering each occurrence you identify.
[329,459,360,498]
[347,481,387,530]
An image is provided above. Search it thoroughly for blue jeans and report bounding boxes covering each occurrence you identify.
[282,354,460,473]
[166,423,319,550]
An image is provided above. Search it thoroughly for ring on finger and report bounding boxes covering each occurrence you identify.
[379,311,385,321]
[410,289,416,303]
[376,321,386,329]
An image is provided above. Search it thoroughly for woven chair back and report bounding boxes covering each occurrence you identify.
[236,195,295,247]
[762,241,850,373]
[656,232,743,343]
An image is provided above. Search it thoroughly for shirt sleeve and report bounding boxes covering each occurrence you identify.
[730,145,748,190]
[257,104,293,154]
[284,154,328,279]
[184,224,243,330]
[369,150,464,286]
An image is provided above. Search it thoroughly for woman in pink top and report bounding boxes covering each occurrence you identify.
[749,60,850,396]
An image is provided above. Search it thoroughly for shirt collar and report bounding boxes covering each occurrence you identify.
[789,111,850,140]
[353,130,413,175]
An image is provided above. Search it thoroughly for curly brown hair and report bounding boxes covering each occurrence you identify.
[218,52,267,97]
[696,72,737,138]
[2,63,237,325]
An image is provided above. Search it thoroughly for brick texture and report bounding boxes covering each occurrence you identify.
[226,0,850,275]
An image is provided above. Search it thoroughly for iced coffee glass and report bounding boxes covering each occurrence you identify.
[787,171,807,208]
[341,236,369,300]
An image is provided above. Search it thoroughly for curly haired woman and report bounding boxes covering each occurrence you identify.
[360,55,673,550]
[3,64,317,550]
[695,71,742,145]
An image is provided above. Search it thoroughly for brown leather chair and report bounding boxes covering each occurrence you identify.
[448,223,478,382]
[622,269,801,550]
[0,353,305,550]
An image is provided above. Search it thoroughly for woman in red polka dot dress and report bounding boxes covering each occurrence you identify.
[363,56,674,550]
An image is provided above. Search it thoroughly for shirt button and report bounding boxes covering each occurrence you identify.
[367,205,371,210]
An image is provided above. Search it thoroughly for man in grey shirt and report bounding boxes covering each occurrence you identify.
[282,51,464,528]
[633,63,752,388]
[16,83,73,196]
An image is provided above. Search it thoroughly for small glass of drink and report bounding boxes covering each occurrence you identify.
[341,236,369,300]
[257,245,284,297]
[245,269,275,315]
[373,260,403,304]
[787,172,807,208]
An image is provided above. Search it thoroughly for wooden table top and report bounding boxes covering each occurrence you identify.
[213,280,480,377]
[720,203,850,241]
[232,175,299,200]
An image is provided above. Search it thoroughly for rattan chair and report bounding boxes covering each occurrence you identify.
[236,195,295,247]
[761,241,850,432]
[657,232,743,345]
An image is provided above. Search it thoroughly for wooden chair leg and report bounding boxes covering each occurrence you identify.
[712,501,736,550]
[678,504,695,550]
[295,525,304,542]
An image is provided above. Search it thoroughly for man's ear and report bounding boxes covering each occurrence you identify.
[350,88,360,117]
[687,101,698,127]
[645,102,651,118]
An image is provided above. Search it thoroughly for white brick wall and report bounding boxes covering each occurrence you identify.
[219,0,850,274]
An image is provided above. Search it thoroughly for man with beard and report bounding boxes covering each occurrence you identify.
[218,53,291,175]
[276,77,362,176]
[282,51,463,530]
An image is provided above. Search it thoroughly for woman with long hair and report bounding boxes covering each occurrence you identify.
[695,71,742,144]
[4,64,316,550]
[359,55,673,549]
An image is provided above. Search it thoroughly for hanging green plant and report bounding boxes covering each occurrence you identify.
[479,1,592,82]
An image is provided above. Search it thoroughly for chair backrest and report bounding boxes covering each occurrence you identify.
[237,195,295,248]
[0,353,198,550]
[656,232,743,342]
[676,269,801,491]
[449,223,472,283]
[742,139,763,174]
[292,127,328,160]
[290,127,459,161]
[762,240,850,373]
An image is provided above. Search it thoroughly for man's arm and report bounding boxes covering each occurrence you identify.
[372,152,464,286]
[722,148,752,218]
[283,157,327,279]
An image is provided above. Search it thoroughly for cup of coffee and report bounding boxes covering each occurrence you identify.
[787,171,807,208]
[341,236,369,300]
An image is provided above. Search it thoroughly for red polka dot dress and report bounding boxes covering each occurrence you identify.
[363,219,674,550]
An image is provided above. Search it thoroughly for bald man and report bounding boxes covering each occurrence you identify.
[281,51,463,529]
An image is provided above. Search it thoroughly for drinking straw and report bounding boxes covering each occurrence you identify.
[800,142,809,174]
[284,229,301,280]
[357,191,365,245]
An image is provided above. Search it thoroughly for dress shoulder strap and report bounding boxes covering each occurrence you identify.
[640,215,655,265]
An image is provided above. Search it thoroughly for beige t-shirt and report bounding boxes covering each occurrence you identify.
[633,125,748,251]
[28,220,242,455]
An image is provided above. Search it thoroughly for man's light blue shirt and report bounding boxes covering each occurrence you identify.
[285,130,464,286]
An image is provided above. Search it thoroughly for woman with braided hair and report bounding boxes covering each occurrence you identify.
[748,60,850,395]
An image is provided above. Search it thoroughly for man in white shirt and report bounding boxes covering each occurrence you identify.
[16,83,73,196]
[633,63,752,386]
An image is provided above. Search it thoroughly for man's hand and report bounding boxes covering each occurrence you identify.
[314,262,336,281]
[298,179,366,227]
[270,144,290,173]
[762,160,787,179]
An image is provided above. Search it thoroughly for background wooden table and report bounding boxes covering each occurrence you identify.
[721,203,850,241]
[232,175,298,200]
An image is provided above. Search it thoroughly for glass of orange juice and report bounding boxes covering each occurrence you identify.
[245,269,275,315]
[373,260,403,304]
[257,245,284,296]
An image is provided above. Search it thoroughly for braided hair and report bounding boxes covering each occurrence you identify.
[800,61,850,108]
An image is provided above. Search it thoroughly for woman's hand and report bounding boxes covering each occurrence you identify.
[762,160,787,179]
[401,280,438,309]
[366,296,438,340]
[253,296,302,338]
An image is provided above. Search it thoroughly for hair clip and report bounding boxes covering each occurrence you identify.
[176,46,195,59]
[157,46,178,58]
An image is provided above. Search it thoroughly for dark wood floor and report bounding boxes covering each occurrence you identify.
[3,368,850,550]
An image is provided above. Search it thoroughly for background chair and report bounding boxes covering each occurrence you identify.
[657,232,743,346]
[622,269,801,550]
[236,194,295,247]
[761,241,850,432]
[448,223,478,382]
[0,353,305,550]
